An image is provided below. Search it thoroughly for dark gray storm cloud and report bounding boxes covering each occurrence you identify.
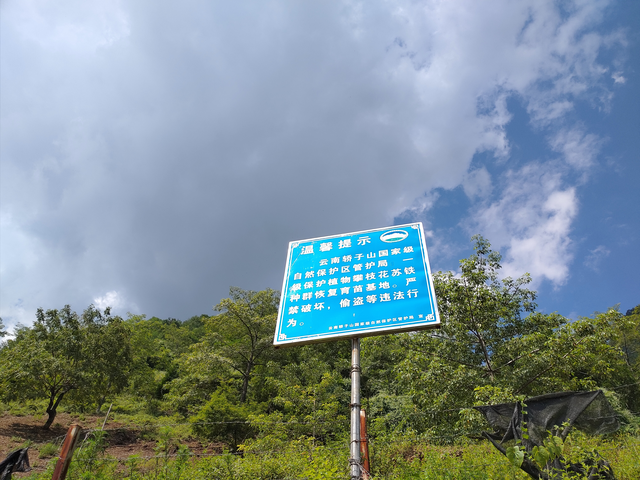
[1,0,623,325]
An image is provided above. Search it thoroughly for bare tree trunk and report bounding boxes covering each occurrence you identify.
[43,391,66,430]
[43,410,56,430]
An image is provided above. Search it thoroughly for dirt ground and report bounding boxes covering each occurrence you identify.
[0,412,222,474]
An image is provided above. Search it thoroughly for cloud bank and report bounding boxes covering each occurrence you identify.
[0,0,624,326]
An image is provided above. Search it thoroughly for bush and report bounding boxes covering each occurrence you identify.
[190,389,252,449]
[38,442,59,458]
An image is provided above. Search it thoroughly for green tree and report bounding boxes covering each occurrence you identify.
[360,333,417,435]
[82,306,132,412]
[191,387,253,448]
[164,288,279,419]
[125,313,206,411]
[619,305,640,369]
[398,235,545,419]
[510,308,637,395]
[206,287,280,403]
[0,305,132,428]
[395,236,639,436]
[431,235,539,383]
[164,340,232,415]
[249,342,351,442]
[0,317,6,338]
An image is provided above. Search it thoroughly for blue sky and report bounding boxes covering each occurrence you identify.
[1,0,638,329]
[406,1,640,319]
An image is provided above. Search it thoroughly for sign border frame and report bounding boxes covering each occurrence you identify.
[273,222,440,347]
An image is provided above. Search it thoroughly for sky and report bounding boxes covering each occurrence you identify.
[1,0,639,331]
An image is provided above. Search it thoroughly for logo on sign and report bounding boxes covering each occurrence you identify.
[380,230,409,243]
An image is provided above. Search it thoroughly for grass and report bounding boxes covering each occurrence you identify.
[19,430,640,480]
[38,442,59,458]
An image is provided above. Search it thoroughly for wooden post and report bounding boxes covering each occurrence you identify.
[101,403,113,430]
[51,424,82,480]
[360,409,371,479]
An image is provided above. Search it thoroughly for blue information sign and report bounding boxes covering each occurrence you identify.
[274,223,440,347]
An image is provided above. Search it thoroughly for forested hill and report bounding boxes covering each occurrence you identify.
[1,237,638,450]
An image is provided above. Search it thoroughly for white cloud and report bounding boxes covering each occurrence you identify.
[468,163,578,287]
[550,128,603,172]
[0,0,624,321]
[93,291,126,312]
[612,72,626,84]
[466,124,604,285]
[0,302,28,335]
[462,167,492,200]
[7,0,130,52]
[584,245,610,271]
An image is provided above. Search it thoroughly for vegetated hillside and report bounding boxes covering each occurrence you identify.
[0,412,220,467]
[1,237,639,479]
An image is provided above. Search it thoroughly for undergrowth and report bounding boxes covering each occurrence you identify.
[22,431,639,480]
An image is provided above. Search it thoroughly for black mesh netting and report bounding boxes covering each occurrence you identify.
[475,390,619,479]
[0,448,31,480]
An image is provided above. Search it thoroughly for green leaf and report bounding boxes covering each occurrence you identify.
[544,435,564,459]
[506,446,524,467]
[531,445,550,468]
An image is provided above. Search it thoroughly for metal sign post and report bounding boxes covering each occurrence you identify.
[350,337,361,480]
[274,223,441,478]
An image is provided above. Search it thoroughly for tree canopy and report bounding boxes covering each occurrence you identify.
[204,287,280,403]
[0,317,6,338]
[0,305,132,428]
[0,238,637,450]
[361,236,640,436]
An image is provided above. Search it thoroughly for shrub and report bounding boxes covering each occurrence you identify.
[190,389,252,449]
[38,443,59,458]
